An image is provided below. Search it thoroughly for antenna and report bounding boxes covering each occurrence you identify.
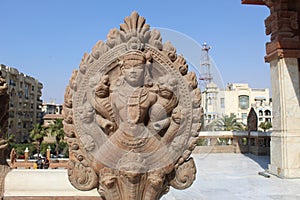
[199,43,213,85]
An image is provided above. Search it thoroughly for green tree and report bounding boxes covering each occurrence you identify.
[29,123,47,157]
[259,121,272,132]
[6,134,15,148]
[47,119,65,157]
[213,115,245,131]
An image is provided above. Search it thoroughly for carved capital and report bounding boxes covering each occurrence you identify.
[265,10,298,39]
[262,0,300,61]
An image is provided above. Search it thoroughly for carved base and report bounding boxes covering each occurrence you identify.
[97,157,196,200]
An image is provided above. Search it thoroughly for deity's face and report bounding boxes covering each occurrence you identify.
[158,77,177,99]
[122,61,145,87]
[78,103,95,124]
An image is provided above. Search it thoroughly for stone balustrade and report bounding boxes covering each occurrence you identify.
[193,131,271,156]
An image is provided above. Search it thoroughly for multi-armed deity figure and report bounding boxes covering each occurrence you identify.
[63,12,202,200]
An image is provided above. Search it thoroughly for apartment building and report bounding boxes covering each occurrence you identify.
[0,64,43,143]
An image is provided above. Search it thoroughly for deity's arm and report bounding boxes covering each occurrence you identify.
[164,95,178,114]
[161,107,185,144]
[161,120,180,144]
[148,94,177,123]
[92,97,114,121]
[96,114,116,136]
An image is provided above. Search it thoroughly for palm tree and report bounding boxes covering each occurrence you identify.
[259,121,272,132]
[29,123,47,158]
[213,115,245,131]
[47,119,64,157]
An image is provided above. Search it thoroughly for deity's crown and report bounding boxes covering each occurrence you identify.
[121,50,146,65]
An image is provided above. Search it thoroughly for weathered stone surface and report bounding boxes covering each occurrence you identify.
[0,71,10,198]
[63,11,202,199]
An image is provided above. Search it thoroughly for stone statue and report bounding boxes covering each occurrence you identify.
[247,107,258,131]
[9,148,17,168]
[0,71,9,140]
[0,71,10,198]
[63,11,202,200]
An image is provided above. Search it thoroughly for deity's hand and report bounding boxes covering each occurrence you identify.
[97,117,116,135]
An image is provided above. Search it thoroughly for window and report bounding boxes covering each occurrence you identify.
[220,98,225,108]
[24,84,29,99]
[9,79,16,86]
[259,110,263,116]
[239,95,249,109]
[18,91,22,98]
[241,113,247,121]
[265,110,271,116]
[266,118,272,123]
[207,97,212,105]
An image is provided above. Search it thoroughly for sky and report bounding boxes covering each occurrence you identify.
[0,0,271,104]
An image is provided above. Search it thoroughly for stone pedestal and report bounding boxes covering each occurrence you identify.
[268,58,300,178]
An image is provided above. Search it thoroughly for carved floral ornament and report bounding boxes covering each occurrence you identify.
[63,11,202,200]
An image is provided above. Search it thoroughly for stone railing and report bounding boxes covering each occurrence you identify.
[7,159,68,169]
[193,131,271,156]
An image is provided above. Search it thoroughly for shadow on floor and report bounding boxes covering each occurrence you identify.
[242,153,270,169]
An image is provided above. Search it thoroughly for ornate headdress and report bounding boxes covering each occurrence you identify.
[120,50,146,68]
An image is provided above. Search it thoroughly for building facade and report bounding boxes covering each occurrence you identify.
[0,64,43,143]
[202,83,272,128]
[42,102,63,143]
[42,102,62,115]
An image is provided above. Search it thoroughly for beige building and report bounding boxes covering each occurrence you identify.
[0,64,43,143]
[202,82,271,127]
[42,102,63,143]
[42,102,62,115]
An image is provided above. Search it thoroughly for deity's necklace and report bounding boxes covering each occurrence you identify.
[126,87,143,124]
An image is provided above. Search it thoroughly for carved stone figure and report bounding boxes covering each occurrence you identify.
[0,71,10,198]
[9,148,17,168]
[0,71,9,139]
[247,107,258,131]
[63,11,202,200]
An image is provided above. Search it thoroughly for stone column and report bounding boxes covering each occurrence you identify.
[268,58,300,178]
[242,0,300,178]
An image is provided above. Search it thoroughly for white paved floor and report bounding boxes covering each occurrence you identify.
[164,153,300,200]
[5,153,300,199]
